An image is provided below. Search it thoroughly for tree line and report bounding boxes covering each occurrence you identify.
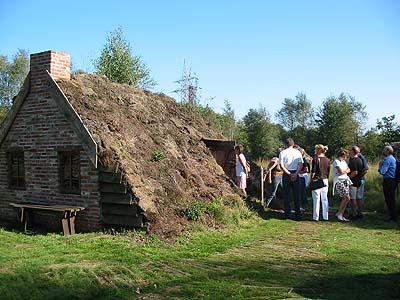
[196,93,400,161]
[1,28,399,161]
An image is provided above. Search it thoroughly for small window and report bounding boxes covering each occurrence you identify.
[59,151,80,194]
[8,151,25,189]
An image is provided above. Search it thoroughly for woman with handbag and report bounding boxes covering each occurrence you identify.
[310,144,330,221]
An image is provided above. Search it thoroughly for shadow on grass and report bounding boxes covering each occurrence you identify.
[246,195,400,231]
[0,269,125,300]
[1,223,399,300]
[296,272,400,300]
[344,212,400,231]
[2,254,398,300]
[137,249,400,300]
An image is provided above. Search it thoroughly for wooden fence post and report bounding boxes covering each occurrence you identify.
[260,166,264,206]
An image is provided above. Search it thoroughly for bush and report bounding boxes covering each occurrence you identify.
[207,198,225,222]
[152,150,165,162]
[185,201,206,221]
[223,194,254,223]
[184,195,255,224]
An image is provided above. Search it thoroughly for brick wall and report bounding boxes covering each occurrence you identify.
[0,51,101,232]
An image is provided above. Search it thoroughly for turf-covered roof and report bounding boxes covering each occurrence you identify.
[57,74,237,237]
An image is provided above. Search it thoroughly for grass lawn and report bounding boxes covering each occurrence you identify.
[0,208,399,300]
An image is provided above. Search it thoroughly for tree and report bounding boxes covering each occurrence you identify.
[194,100,237,140]
[220,100,236,140]
[295,92,314,129]
[275,93,315,150]
[375,115,400,144]
[359,129,383,160]
[275,92,314,131]
[95,27,156,89]
[241,106,280,160]
[0,49,29,107]
[315,93,367,155]
[276,97,297,131]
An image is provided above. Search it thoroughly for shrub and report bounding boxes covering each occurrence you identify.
[185,201,206,221]
[207,198,225,222]
[152,150,165,162]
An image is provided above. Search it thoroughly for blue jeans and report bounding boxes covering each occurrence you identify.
[266,175,282,207]
[282,173,301,216]
[299,176,308,209]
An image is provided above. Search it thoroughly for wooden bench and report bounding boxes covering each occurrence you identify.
[9,203,85,235]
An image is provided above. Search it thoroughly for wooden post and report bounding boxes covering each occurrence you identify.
[260,166,264,207]
[61,211,70,236]
[69,211,76,235]
[21,207,28,231]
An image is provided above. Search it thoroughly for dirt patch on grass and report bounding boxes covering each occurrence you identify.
[47,261,100,270]
[0,266,14,274]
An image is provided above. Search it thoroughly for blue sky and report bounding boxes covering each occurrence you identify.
[1,0,399,129]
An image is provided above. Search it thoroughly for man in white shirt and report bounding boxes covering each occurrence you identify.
[279,138,304,220]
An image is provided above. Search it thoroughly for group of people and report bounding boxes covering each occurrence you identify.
[234,138,398,223]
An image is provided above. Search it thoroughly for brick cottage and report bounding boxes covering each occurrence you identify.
[0,50,149,233]
[0,50,236,235]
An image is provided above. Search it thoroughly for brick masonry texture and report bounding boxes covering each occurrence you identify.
[0,51,101,232]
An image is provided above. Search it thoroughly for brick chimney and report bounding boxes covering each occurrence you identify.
[30,50,70,92]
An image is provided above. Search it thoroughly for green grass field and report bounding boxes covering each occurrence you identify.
[1,161,399,300]
[1,207,399,300]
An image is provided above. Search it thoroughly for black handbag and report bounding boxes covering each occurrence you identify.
[309,177,326,190]
[309,157,326,190]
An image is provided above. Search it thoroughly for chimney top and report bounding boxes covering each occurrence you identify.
[30,50,71,81]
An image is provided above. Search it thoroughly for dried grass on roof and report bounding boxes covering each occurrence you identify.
[57,74,237,238]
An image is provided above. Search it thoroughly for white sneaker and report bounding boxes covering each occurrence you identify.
[336,213,349,222]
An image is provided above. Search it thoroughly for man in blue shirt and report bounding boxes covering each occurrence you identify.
[378,145,397,222]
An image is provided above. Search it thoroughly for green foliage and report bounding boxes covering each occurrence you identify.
[221,100,236,140]
[152,150,165,162]
[275,93,317,152]
[315,93,367,155]
[375,115,400,144]
[0,49,29,107]
[185,201,207,220]
[275,92,314,131]
[207,198,225,222]
[241,106,281,159]
[95,27,156,89]
[359,129,383,160]
[195,100,238,140]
